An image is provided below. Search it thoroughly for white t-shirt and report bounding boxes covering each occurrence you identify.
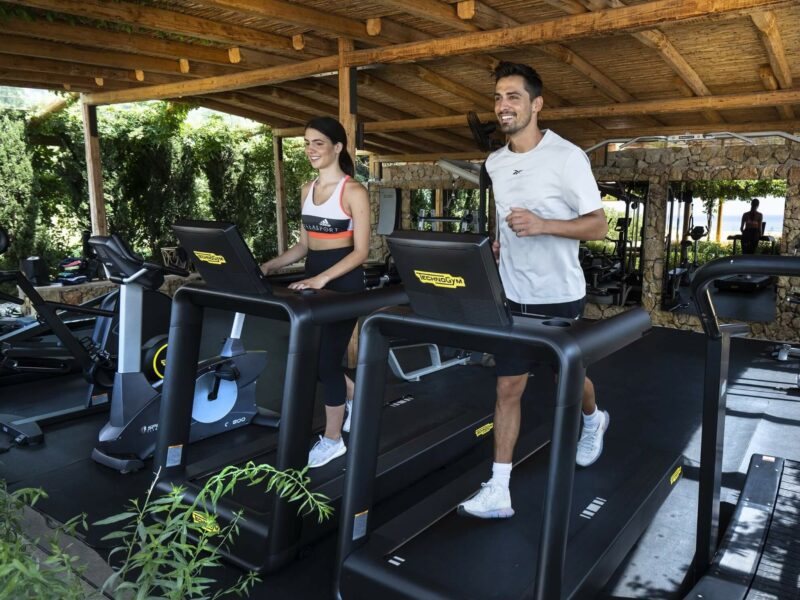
[486,129,602,304]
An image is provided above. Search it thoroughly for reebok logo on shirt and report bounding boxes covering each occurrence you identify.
[513,169,523,175]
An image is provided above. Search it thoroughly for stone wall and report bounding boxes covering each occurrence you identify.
[19,274,191,316]
[376,141,800,342]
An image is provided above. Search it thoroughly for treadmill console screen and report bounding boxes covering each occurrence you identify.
[172,220,272,298]
[387,230,512,328]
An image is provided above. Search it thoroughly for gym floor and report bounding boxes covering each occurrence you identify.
[2,324,799,599]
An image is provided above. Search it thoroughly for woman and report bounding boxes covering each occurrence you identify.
[740,198,763,255]
[261,116,369,468]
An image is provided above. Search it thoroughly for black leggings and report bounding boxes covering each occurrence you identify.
[306,247,364,407]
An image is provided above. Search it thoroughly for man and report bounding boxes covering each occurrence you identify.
[458,62,609,519]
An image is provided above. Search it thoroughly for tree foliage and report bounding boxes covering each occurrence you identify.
[0,112,35,268]
[7,101,317,271]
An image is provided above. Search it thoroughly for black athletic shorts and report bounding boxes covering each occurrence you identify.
[494,297,586,377]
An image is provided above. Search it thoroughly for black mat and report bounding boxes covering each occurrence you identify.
[1,326,795,599]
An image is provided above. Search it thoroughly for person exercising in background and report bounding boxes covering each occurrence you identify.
[260,116,369,468]
[740,198,763,255]
[459,62,609,519]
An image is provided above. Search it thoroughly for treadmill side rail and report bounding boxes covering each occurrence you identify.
[686,454,784,600]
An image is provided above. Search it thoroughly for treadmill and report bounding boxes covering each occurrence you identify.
[335,231,683,600]
[152,221,496,573]
[686,255,800,600]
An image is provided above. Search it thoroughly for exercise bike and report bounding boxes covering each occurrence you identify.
[88,234,269,473]
[0,227,170,447]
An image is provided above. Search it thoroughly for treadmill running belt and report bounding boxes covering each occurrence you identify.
[348,434,681,600]
[747,460,800,600]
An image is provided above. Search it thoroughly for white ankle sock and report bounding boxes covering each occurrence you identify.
[583,407,601,430]
[491,462,512,489]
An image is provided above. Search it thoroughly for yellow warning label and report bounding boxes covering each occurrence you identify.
[191,511,220,534]
[670,465,682,486]
[193,250,226,265]
[413,270,465,289]
[475,422,494,437]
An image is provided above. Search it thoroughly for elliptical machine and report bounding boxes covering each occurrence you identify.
[88,235,269,473]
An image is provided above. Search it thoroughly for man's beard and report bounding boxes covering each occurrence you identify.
[497,111,532,135]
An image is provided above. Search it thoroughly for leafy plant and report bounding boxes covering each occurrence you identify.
[0,481,88,600]
[97,463,332,599]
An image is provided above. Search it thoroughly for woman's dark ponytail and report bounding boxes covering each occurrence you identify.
[305,116,355,177]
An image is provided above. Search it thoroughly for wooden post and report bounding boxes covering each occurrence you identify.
[716,198,724,242]
[435,188,444,231]
[273,135,288,254]
[339,37,359,369]
[338,38,357,162]
[81,98,107,236]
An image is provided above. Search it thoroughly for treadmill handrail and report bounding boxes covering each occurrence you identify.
[690,255,800,339]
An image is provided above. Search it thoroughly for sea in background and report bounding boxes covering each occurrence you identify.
[604,196,785,242]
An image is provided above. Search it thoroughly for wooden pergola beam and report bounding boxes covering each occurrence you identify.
[0,54,144,83]
[0,68,129,90]
[362,88,800,132]
[407,65,495,111]
[213,91,318,124]
[280,78,474,145]
[377,0,480,32]
[4,0,331,56]
[758,65,795,119]
[576,119,800,142]
[457,1,520,29]
[358,72,459,117]
[751,11,793,88]
[194,97,285,126]
[198,0,379,44]
[0,35,194,76]
[672,77,724,124]
[84,56,339,105]
[344,0,794,67]
[376,151,489,163]
[0,16,248,67]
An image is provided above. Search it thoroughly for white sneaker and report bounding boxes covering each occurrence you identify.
[342,400,353,433]
[576,410,610,467]
[457,481,514,519]
[308,435,346,468]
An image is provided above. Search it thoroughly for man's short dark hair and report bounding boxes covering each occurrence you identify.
[493,61,543,100]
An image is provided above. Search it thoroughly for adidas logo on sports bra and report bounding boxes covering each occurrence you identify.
[319,218,331,227]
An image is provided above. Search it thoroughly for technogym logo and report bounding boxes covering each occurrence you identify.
[193,251,226,265]
[413,270,466,289]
